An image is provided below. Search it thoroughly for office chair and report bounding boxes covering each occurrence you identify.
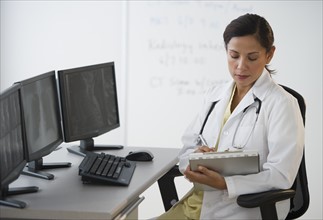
[158,85,309,220]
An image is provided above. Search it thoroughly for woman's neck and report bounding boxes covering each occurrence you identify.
[230,84,251,112]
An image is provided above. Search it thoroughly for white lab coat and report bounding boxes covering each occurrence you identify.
[178,71,305,219]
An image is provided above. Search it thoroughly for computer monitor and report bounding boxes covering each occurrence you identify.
[17,71,71,180]
[0,84,38,208]
[58,62,123,156]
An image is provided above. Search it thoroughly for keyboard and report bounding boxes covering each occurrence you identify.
[78,152,136,186]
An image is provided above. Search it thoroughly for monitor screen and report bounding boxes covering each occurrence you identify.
[0,84,26,189]
[17,71,70,180]
[58,62,120,152]
[19,71,62,161]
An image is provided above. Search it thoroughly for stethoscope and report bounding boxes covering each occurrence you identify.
[198,97,262,149]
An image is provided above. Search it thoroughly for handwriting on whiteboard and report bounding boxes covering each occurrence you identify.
[150,76,228,96]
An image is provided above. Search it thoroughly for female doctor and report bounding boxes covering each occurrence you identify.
[156,14,304,220]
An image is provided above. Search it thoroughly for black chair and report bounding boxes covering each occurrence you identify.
[158,85,309,220]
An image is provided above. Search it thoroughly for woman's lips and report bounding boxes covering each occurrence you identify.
[235,74,249,80]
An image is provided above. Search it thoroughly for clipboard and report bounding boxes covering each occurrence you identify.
[189,150,260,191]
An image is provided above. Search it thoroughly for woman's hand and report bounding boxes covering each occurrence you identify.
[184,165,227,190]
[194,145,215,153]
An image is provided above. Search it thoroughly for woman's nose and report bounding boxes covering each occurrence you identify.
[237,58,247,69]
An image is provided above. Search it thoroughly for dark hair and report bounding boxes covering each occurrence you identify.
[223,14,275,73]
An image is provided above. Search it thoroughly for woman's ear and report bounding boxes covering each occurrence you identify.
[266,46,276,64]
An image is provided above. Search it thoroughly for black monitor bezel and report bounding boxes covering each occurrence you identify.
[57,62,120,143]
[17,71,63,162]
[0,84,27,189]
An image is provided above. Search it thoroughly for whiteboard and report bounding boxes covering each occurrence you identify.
[126,1,322,148]
[127,1,322,147]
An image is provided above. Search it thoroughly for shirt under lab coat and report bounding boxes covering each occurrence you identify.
[178,71,305,219]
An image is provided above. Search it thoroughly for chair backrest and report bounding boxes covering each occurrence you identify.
[280,85,310,219]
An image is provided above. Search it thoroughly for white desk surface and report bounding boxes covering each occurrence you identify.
[0,144,180,219]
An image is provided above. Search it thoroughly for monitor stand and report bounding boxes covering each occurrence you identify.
[67,138,123,157]
[22,158,71,180]
[0,186,39,208]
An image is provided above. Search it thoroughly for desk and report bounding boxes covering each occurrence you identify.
[0,144,180,219]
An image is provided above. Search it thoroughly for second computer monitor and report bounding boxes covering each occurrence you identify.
[18,71,71,180]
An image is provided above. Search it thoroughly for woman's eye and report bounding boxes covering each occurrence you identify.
[248,56,258,61]
[230,55,239,59]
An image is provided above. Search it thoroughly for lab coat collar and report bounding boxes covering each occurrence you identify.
[251,70,274,102]
[206,81,234,103]
[206,70,273,118]
[207,70,273,103]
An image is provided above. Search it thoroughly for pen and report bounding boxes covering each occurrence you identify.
[198,134,208,146]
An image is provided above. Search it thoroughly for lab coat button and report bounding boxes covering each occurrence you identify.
[223,131,229,135]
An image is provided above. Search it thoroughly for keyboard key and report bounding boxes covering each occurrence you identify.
[101,156,115,176]
[107,157,120,177]
[96,158,109,175]
[113,162,124,179]
[83,155,97,173]
[90,156,103,174]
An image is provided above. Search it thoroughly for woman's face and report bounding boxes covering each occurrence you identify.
[226,35,275,90]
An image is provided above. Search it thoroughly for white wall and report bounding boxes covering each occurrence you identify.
[1,1,322,219]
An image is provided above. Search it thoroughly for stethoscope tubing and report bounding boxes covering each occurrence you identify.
[198,98,262,149]
[232,98,261,149]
